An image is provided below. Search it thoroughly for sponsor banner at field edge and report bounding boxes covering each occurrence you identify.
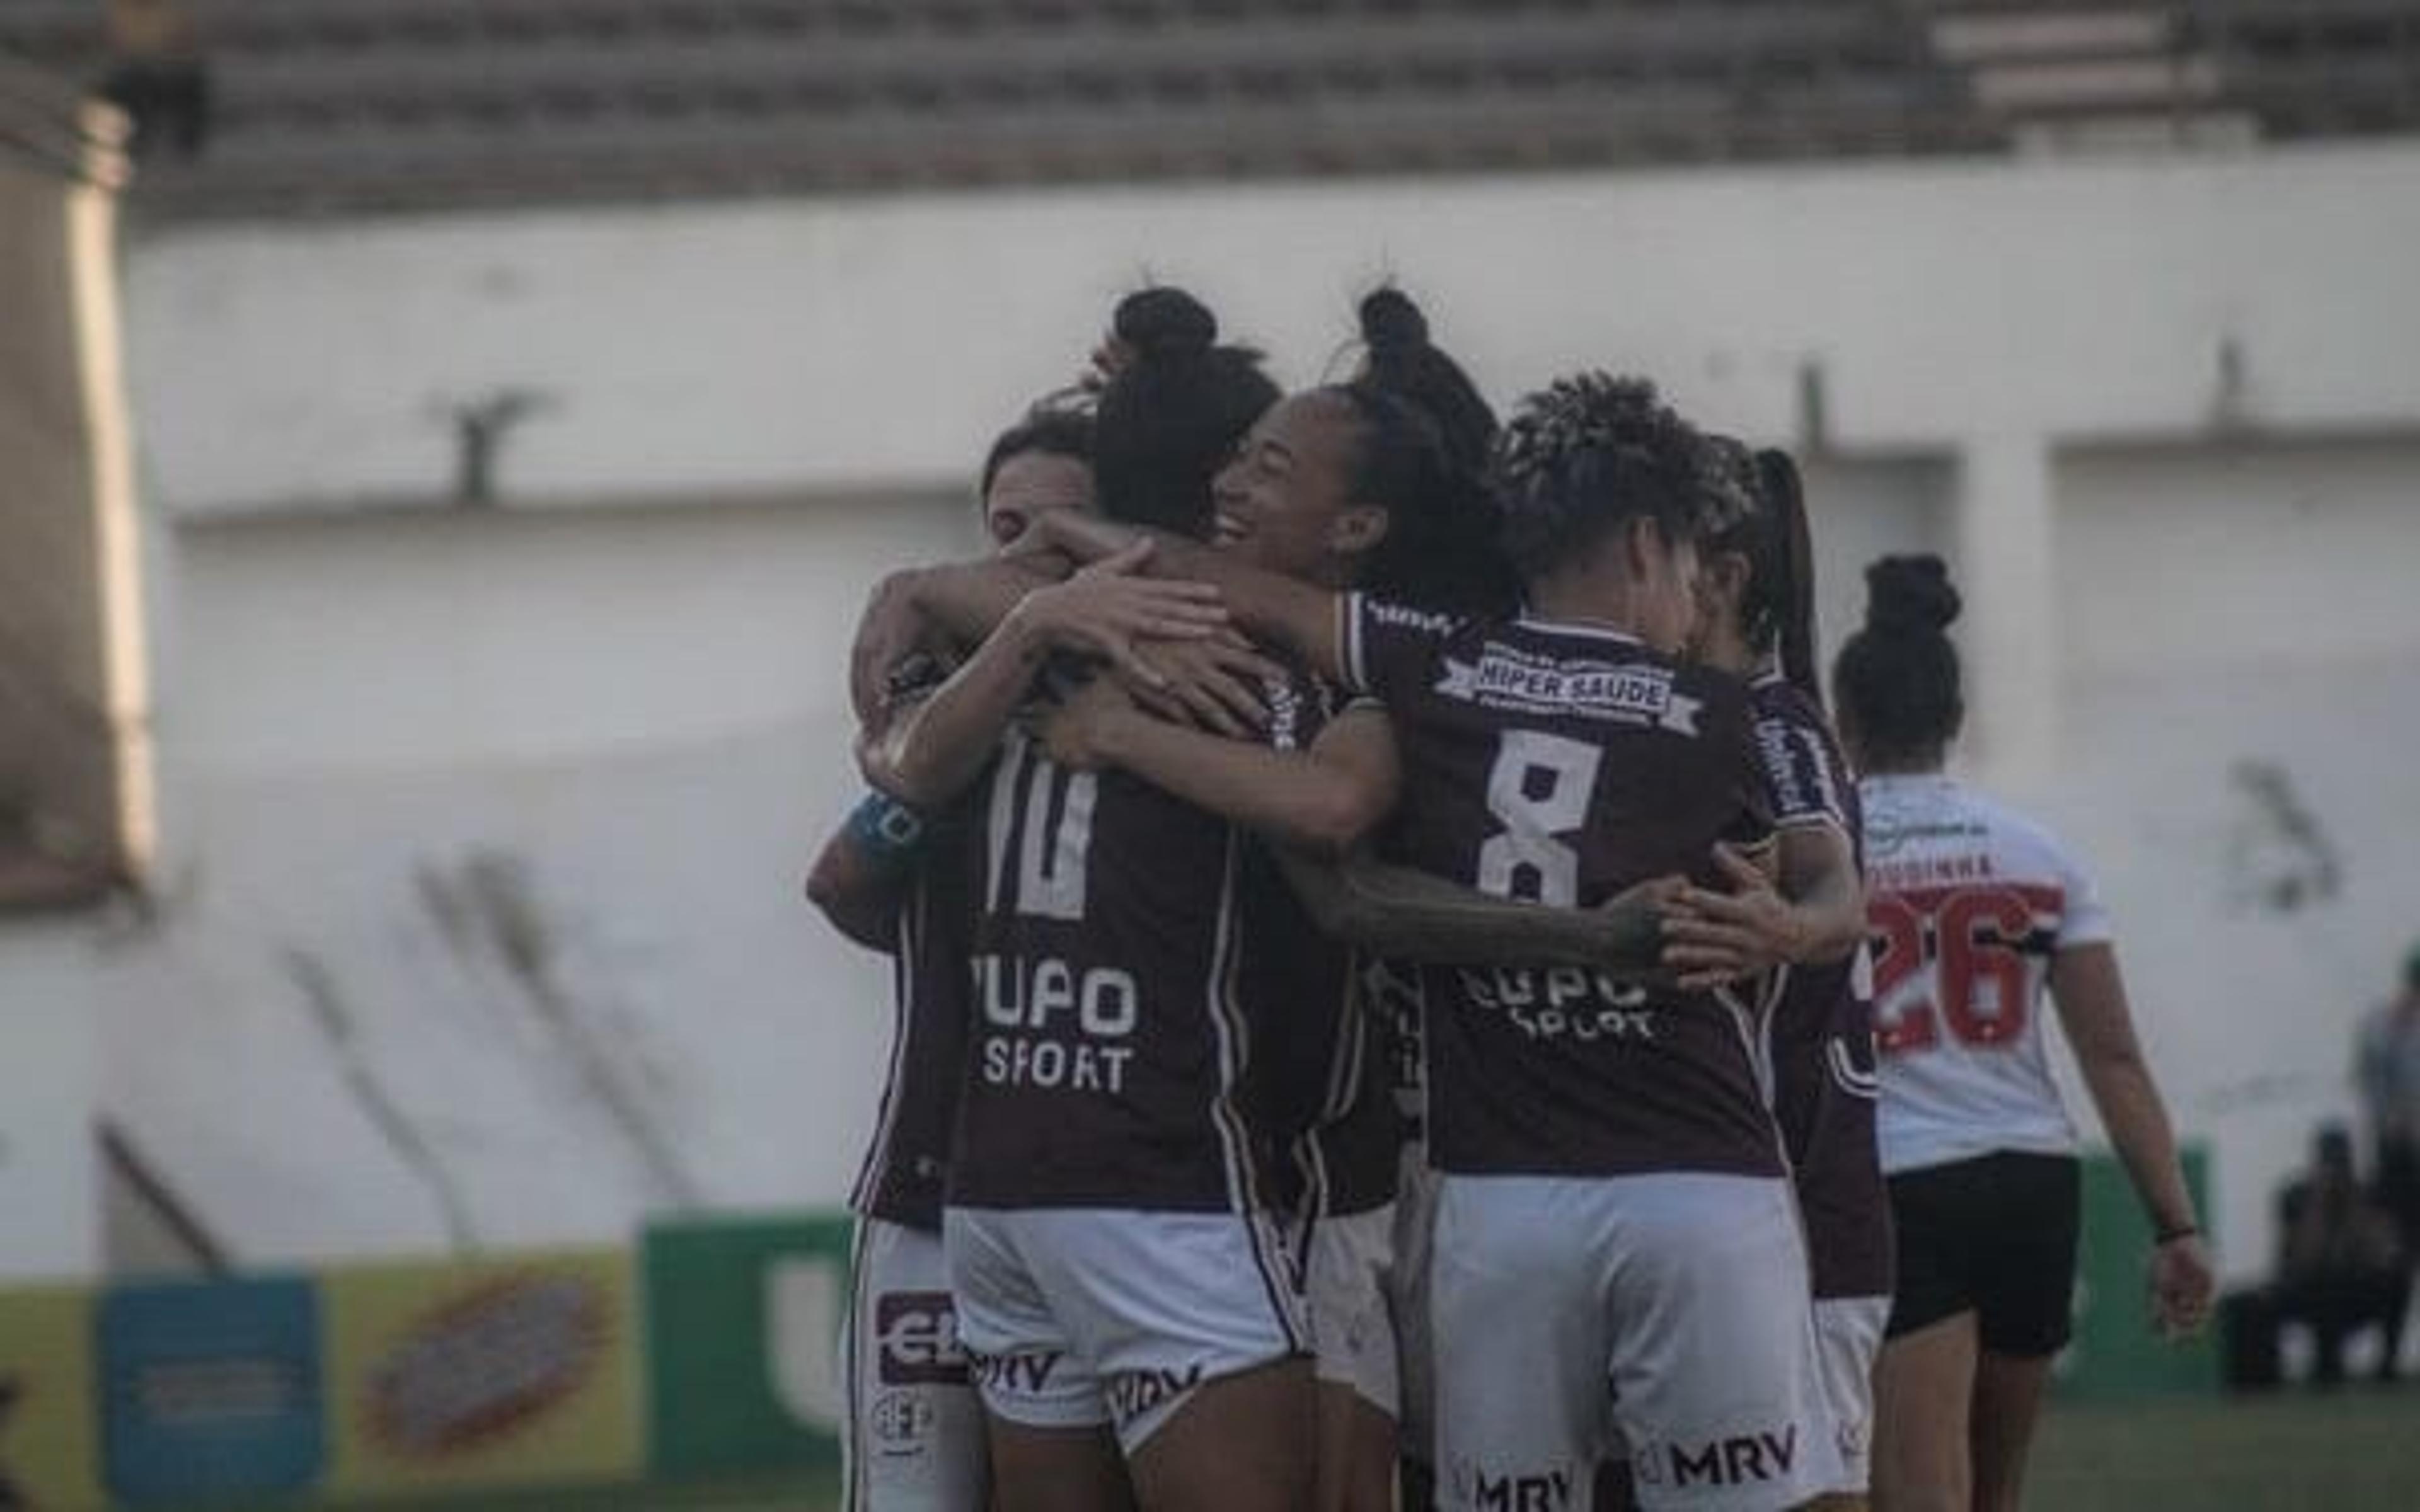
[97,1276,325,1505]
[0,1284,104,1511]
[2058,1144,2218,1401]
[643,1213,851,1478]
[320,1248,642,1497]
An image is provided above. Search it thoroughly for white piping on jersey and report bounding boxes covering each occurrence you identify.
[1287,953,1370,1233]
[1730,968,1802,1181]
[1722,968,1787,1109]
[849,866,925,1217]
[1512,611,1644,646]
[982,733,1027,916]
[1828,1038,1882,1101]
[1204,832,1308,1349]
[1340,592,1369,694]
[842,1217,872,1509]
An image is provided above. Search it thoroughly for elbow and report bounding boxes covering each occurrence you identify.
[858,739,947,815]
[1802,907,1867,966]
[1285,787,1384,861]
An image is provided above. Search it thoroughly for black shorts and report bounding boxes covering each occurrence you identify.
[1884,1150,2080,1357]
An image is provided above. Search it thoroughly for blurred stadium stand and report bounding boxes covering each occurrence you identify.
[0,1,2414,220]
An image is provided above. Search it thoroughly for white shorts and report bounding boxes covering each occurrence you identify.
[943,1205,1308,1455]
[1811,1295,1888,1494]
[1431,1172,1837,1512]
[1306,1203,1399,1419]
[1386,1146,1443,1465]
[848,1218,989,1512]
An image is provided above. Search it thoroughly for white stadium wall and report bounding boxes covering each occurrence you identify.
[2044,438,2420,1276]
[0,141,2412,1278]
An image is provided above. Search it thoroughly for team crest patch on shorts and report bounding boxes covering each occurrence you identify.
[868,1389,934,1456]
[874,1292,968,1386]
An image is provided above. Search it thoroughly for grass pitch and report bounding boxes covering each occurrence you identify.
[286,1392,2420,1510]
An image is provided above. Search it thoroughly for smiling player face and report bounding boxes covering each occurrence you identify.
[1207,391,1381,587]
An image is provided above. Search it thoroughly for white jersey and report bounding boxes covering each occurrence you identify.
[1860,775,2112,1176]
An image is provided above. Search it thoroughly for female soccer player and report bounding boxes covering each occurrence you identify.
[863,287,1340,1512]
[805,402,1105,1512]
[1023,374,1841,1511]
[1662,444,1887,1511]
[1838,555,2215,1512]
[1033,287,1531,1512]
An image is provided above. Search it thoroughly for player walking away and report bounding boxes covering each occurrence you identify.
[805,404,1100,1512]
[865,288,1347,1512]
[1662,444,1887,1512]
[1022,373,1842,1511]
[1840,555,2215,1512]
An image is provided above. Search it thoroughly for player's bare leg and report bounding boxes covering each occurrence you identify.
[986,1419,1136,1512]
[1966,1349,2053,1512]
[1127,1357,1316,1512]
[1870,1312,1976,1512]
[1315,1380,1397,1512]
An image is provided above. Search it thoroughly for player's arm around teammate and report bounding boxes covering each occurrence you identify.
[1035,675,1681,975]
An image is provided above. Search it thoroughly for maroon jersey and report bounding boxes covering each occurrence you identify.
[948,675,1345,1213]
[1235,843,1400,1227]
[1340,595,1783,1179]
[1750,672,1894,1300]
[849,807,977,1232]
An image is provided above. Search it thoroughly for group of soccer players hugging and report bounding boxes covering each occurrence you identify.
[807,284,2217,1512]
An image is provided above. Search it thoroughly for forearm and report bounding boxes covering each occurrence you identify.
[2082,1053,2199,1235]
[865,616,1052,808]
[1036,513,1344,678]
[1097,714,1374,857]
[908,554,1068,643]
[1277,850,1663,973]
[1776,824,1865,965]
[2056,944,2199,1235]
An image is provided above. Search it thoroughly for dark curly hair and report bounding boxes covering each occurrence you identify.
[1093,286,1279,537]
[979,401,1094,503]
[1490,373,1748,582]
[1833,554,1964,768]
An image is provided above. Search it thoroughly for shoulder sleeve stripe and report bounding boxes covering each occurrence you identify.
[1339,591,1370,695]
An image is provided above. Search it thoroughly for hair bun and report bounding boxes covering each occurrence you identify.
[1114,286,1217,360]
[1864,554,1961,635]
[1359,287,1430,353]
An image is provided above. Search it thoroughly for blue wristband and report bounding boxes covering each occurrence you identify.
[844,789,930,864]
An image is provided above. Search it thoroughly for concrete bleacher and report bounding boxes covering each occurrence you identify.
[0,3,2412,217]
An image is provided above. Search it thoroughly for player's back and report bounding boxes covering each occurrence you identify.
[1342,598,1783,1179]
[1861,773,2111,1176]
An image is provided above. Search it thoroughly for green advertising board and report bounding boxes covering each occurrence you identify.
[2056,1143,2218,1402]
[643,1213,856,1479]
